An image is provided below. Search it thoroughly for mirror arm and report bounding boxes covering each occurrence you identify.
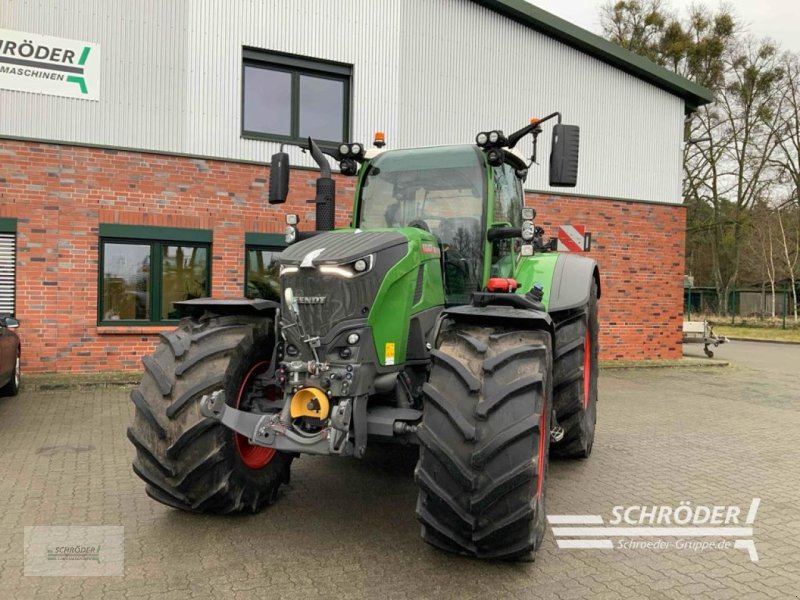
[487,227,522,242]
[507,112,561,149]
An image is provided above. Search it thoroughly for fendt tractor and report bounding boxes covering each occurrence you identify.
[128,113,600,560]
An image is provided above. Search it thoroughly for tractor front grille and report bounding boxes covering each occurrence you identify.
[281,270,378,338]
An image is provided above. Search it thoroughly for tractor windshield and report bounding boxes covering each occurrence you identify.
[358,145,486,302]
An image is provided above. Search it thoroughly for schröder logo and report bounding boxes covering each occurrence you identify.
[0,28,100,100]
[548,498,761,562]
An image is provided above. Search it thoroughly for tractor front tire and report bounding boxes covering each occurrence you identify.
[415,324,551,560]
[551,280,599,459]
[127,314,293,513]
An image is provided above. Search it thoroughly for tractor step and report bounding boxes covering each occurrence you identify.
[550,409,564,443]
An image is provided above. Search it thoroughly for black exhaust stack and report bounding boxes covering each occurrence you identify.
[308,138,336,231]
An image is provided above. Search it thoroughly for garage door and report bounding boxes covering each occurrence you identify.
[0,233,14,315]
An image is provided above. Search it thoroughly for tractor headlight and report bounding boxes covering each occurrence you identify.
[351,143,362,156]
[319,255,374,278]
[476,132,488,146]
[347,333,360,345]
[285,225,297,244]
[338,143,350,156]
[488,130,500,144]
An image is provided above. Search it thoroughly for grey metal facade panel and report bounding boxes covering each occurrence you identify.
[0,0,684,204]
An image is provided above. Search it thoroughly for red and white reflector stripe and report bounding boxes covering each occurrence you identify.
[557,224,588,252]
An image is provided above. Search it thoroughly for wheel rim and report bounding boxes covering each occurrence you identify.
[234,361,278,470]
[583,334,591,409]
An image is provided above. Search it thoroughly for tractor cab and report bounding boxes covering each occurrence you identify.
[356,144,528,304]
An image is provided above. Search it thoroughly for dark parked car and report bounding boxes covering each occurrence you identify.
[0,315,20,396]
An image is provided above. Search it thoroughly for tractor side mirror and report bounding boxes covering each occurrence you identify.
[549,124,580,187]
[268,151,290,204]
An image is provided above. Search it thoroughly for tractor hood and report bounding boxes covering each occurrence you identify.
[279,230,408,266]
[278,230,411,340]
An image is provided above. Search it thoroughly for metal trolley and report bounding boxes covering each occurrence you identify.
[682,320,729,358]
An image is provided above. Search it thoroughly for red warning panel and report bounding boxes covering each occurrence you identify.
[557,224,589,252]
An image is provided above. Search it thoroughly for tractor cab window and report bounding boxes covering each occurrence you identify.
[358,145,486,304]
[489,163,524,278]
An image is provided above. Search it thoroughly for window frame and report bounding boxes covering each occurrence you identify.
[97,225,212,326]
[0,217,17,317]
[241,48,352,144]
[243,233,286,301]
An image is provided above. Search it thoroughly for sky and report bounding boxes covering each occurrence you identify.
[528,1,800,53]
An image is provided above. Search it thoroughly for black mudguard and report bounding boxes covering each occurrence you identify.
[549,254,601,313]
[173,298,280,319]
[436,304,554,340]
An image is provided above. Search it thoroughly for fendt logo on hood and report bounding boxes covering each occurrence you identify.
[295,296,326,305]
[0,29,100,100]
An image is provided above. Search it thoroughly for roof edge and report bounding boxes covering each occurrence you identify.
[474,0,714,110]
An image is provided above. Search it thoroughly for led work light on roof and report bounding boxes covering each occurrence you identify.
[486,147,504,166]
[338,143,350,156]
[476,132,489,147]
[488,130,500,144]
[351,143,362,156]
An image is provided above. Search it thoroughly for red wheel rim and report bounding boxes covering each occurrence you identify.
[536,401,546,497]
[234,361,278,470]
[583,334,591,409]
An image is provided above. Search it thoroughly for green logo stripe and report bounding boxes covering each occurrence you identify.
[67,75,87,94]
[78,46,91,66]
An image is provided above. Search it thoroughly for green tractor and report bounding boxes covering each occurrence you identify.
[128,113,600,560]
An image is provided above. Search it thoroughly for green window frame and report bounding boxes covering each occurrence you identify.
[98,224,212,326]
[244,233,286,302]
[241,48,352,144]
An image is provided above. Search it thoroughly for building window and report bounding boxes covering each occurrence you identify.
[0,218,16,316]
[244,233,286,302]
[98,225,212,325]
[242,48,351,143]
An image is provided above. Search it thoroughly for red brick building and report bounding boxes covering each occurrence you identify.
[0,1,709,373]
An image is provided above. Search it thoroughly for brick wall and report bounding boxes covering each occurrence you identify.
[0,139,684,373]
[526,193,686,361]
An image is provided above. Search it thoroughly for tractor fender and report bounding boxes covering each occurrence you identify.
[436,304,554,341]
[173,298,280,319]
[548,253,601,313]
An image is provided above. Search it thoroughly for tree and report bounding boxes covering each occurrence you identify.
[743,200,780,317]
[602,2,786,314]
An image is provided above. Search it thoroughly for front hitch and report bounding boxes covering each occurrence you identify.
[200,390,352,456]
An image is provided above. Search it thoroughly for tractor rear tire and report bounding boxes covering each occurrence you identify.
[551,280,599,459]
[127,314,293,513]
[415,324,551,560]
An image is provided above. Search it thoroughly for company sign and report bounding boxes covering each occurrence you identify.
[0,29,100,100]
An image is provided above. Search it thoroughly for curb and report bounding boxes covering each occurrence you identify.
[601,358,729,370]
[23,356,733,391]
[723,337,800,346]
[24,373,139,392]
